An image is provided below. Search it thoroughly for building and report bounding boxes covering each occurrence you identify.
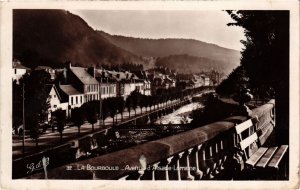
[88,68,117,99]
[35,66,56,80]
[63,64,100,102]
[200,75,210,86]
[46,84,85,120]
[12,59,31,82]
[46,84,68,120]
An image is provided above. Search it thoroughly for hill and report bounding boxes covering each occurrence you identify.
[155,54,233,74]
[13,10,240,74]
[98,31,241,74]
[13,10,145,68]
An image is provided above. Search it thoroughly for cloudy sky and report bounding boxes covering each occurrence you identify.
[70,10,245,51]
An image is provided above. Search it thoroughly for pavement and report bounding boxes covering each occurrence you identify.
[12,100,180,160]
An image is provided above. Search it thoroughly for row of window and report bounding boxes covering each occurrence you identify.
[70,94,100,105]
[70,96,83,105]
[86,84,99,93]
[101,86,115,95]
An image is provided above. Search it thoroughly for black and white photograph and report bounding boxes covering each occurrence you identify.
[1,1,299,189]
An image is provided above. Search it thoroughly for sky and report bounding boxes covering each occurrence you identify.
[69,10,245,51]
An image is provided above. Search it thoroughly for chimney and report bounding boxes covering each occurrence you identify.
[87,67,96,78]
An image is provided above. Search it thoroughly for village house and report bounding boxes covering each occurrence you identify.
[35,66,56,80]
[133,70,151,96]
[12,59,31,83]
[87,68,117,99]
[63,64,100,102]
[46,84,85,120]
[46,84,68,120]
[200,75,210,86]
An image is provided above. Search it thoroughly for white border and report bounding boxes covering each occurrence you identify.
[1,1,299,190]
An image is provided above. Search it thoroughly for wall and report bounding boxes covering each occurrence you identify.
[24,100,275,179]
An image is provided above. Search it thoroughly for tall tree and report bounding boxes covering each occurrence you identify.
[116,97,125,121]
[23,70,51,124]
[125,96,132,118]
[52,109,66,142]
[21,70,51,149]
[226,11,289,144]
[84,102,97,132]
[107,98,117,125]
[71,107,84,136]
[28,115,40,150]
[12,80,23,130]
[101,99,109,126]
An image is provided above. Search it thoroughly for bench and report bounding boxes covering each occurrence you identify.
[235,117,288,179]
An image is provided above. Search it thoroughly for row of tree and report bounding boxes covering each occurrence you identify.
[13,69,208,149]
[53,86,207,142]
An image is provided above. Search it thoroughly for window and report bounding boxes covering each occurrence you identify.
[54,105,57,108]
[71,97,73,105]
[80,96,82,104]
[76,96,78,104]
[54,95,57,98]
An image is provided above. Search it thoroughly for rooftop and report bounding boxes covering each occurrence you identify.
[70,67,99,85]
[59,85,82,96]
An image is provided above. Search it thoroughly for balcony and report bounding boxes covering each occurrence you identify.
[27,99,286,180]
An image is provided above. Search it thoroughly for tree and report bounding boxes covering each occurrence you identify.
[52,109,66,142]
[125,96,132,118]
[216,66,249,97]
[139,95,147,113]
[226,11,289,144]
[102,99,109,126]
[129,90,141,116]
[71,107,84,136]
[84,102,97,132]
[116,97,125,121]
[12,80,23,130]
[23,70,51,125]
[28,115,40,150]
[107,98,117,125]
[20,70,51,149]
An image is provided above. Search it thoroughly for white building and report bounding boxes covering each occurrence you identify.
[46,84,85,120]
[12,59,30,82]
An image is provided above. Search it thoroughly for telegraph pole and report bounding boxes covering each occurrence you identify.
[22,82,25,156]
[99,77,102,127]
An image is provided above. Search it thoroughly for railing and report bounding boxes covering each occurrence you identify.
[26,99,275,180]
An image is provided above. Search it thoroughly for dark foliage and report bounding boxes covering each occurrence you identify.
[71,107,84,136]
[225,11,289,144]
[191,93,239,127]
[52,109,66,141]
[82,102,98,132]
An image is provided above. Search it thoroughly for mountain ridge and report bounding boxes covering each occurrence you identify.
[97,30,241,63]
[13,9,241,74]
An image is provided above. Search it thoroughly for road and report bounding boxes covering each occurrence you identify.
[13,100,182,159]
